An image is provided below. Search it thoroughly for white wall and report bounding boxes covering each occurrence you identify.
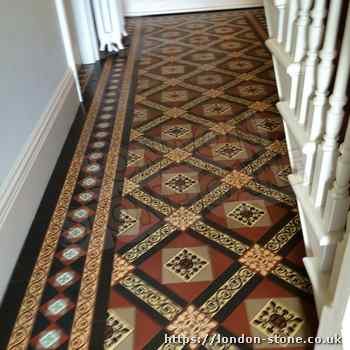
[0,1,80,300]
[0,0,67,183]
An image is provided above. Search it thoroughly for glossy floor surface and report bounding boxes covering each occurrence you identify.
[0,8,317,350]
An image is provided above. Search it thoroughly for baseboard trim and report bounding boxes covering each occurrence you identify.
[0,70,80,301]
[125,0,263,16]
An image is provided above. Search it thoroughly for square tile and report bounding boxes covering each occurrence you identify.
[227,202,265,227]
[163,247,210,282]
[215,143,243,160]
[104,308,135,350]
[162,124,192,140]
[163,173,199,194]
[250,299,304,338]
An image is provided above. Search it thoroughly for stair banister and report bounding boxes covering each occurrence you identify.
[288,0,313,111]
[323,114,350,246]
[284,1,298,53]
[315,222,350,348]
[324,124,350,277]
[308,0,343,141]
[298,0,327,126]
[301,0,343,189]
[312,3,350,209]
[274,0,288,43]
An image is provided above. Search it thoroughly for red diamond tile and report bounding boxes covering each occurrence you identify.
[206,189,289,241]
[138,231,233,302]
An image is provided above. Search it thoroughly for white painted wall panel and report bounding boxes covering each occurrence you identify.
[0,0,67,183]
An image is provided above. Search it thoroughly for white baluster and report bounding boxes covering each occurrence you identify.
[312,3,350,208]
[298,0,327,125]
[274,0,288,43]
[302,0,344,187]
[308,0,343,141]
[293,0,313,62]
[284,1,299,53]
[288,0,313,110]
[324,124,350,243]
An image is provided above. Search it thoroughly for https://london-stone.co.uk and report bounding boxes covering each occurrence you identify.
[164,333,342,347]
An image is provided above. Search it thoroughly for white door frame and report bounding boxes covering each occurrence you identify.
[55,0,83,101]
[124,0,263,17]
[70,0,100,64]
[55,0,101,101]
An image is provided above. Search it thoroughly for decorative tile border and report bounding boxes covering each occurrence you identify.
[6,58,114,350]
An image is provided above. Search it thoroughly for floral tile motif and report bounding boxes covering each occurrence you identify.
[166,207,201,230]
[122,179,139,196]
[227,202,265,227]
[256,118,281,132]
[239,244,282,276]
[165,173,198,194]
[165,148,191,163]
[164,248,209,281]
[162,90,190,103]
[164,107,187,118]
[162,124,192,139]
[249,101,271,112]
[167,305,217,349]
[222,170,252,189]
[111,256,134,285]
[149,87,201,108]
[250,299,304,337]
[209,123,235,135]
[104,309,134,349]
[232,82,272,101]
[215,143,243,160]
[190,98,246,122]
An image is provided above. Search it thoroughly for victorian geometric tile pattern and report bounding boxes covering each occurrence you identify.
[0,9,318,350]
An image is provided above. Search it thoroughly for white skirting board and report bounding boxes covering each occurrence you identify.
[0,70,80,301]
[124,0,263,16]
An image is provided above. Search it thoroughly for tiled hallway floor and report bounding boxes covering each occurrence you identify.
[0,8,318,350]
